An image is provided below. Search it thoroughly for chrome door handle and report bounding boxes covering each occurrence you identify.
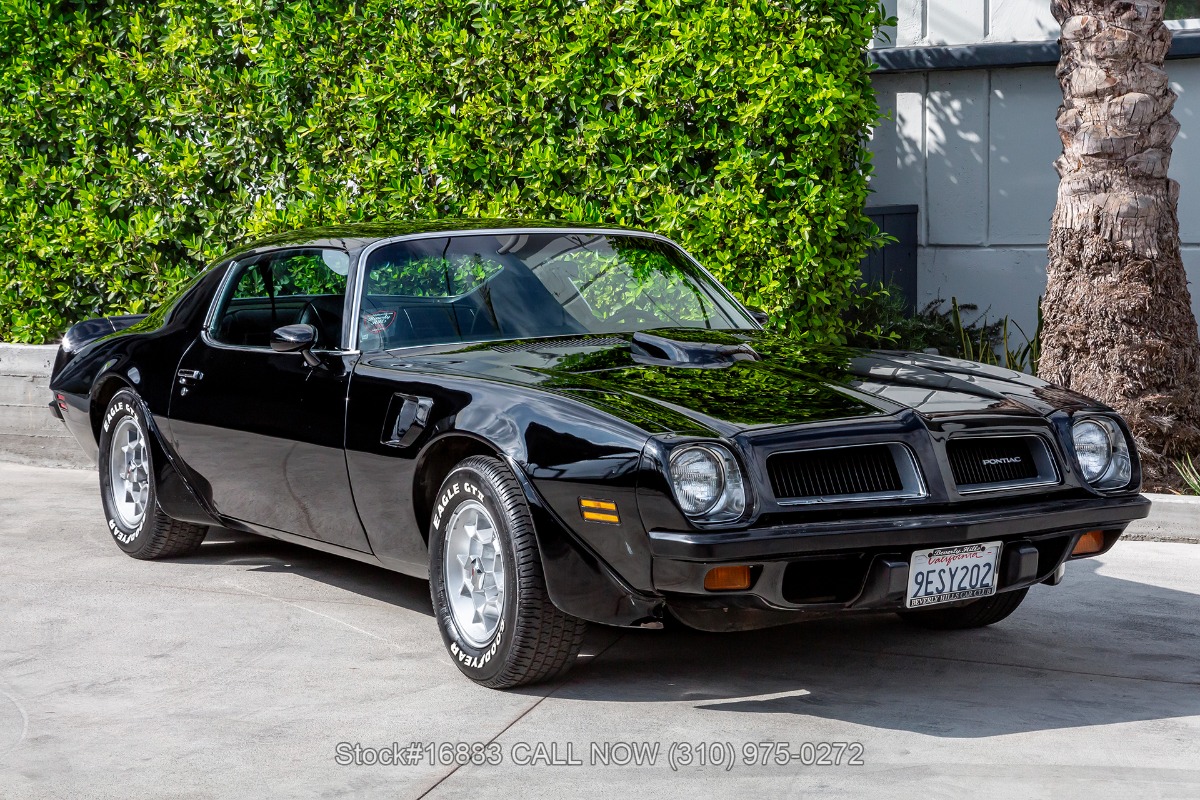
[176,369,204,394]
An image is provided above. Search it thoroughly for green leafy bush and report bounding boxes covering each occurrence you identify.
[0,0,888,344]
[846,286,1043,373]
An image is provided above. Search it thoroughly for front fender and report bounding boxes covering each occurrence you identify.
[500,453,664,628]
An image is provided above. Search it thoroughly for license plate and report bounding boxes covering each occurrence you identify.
[906,541,1002,608]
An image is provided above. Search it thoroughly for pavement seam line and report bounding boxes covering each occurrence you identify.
[414,630,627,800]
[227,580,409,652]
[0,682,30,757]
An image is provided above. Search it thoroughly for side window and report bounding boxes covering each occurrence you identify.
[210,248,350,349]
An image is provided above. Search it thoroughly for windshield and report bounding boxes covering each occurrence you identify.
[357,232,755,350]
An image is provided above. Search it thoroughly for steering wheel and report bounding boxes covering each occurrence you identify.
[607,303,656,329]
[298,301,330,346]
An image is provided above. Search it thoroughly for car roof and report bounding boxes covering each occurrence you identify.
[219,219,652,262]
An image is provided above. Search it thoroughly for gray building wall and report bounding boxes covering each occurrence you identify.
[868,0,1200,337]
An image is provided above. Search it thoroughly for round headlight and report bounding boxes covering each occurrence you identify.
[1071,416,1134,490]
[1072,420,1112,482]
[667,443,748,522]
[669,446,724,515]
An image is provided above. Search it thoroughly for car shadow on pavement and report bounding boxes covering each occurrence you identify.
[180,527,436,617]
[175,530,1199,738]
[551,556,1200,738]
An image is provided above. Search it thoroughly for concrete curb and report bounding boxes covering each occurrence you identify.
[0,343,55,375]
[1124,493,1200,544]
[0,343,91,469]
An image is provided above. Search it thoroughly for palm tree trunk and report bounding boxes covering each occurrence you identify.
[1043,0,1200,489]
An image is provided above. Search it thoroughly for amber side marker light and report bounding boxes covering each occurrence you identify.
[704,565,753,591]
[1072,530,1106,556]
[579,498,620,524]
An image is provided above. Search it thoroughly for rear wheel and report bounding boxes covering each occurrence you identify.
[98,389,208,560]
[428,456,586,688]
[896,588,1029,630]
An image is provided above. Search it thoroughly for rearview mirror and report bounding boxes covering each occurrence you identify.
[271,324,321,367]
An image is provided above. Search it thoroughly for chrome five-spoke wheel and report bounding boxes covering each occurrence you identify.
[108,416,149,529]
[98,389,207,559]
[443,499,506,646]
[429,456,586,688]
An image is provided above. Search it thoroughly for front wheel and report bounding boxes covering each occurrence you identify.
[896,588,1029,630]
[97,389,208,560]
[428,456,586,688]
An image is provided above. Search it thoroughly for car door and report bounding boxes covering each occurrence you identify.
[167,246,371,552]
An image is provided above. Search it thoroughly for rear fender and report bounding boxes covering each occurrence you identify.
[114,391,222,528]
[53,315,149,377]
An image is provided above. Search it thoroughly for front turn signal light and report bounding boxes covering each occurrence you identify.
[1072,530,1106,556]
[579,498,620,524]
[704,565,752,591]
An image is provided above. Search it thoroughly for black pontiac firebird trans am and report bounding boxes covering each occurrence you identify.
[49,221,1150,688]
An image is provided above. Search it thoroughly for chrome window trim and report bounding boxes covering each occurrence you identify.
[201,245,355,355]
[348,227,759,352]
[768,441,928,506]
[200,258,240,334]
[946,432,1061,495]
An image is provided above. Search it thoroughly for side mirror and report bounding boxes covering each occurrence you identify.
[271,324,321,367]
[745,306,770,326]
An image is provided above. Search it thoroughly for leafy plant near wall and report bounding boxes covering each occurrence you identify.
[1165,1,1200,20]
[0,0,890,344]
[846,287,1043,373]
[1176,455,1200,495]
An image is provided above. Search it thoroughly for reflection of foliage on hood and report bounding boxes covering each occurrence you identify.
[558,386,716,435]
[545,328,864,372]
[533,330,872,427]
[444,328,874,428]
[737,332,865,371]
[552,345,634,372]
[632,327,752,346]
[547,360,873,427]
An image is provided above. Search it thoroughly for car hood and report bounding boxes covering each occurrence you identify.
[362,328,1101,436]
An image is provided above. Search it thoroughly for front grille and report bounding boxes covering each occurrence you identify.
[767,444,914,503]
[946,435,1056,492]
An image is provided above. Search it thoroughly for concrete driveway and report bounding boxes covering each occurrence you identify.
[0,462,1197,799]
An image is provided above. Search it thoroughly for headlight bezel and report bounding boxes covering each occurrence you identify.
[1070,415,1134,492]
[667,442,749,524]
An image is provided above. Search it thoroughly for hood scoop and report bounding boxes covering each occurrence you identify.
[630,330,761,369]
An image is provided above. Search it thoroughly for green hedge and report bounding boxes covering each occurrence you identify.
[0,0,888,344]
